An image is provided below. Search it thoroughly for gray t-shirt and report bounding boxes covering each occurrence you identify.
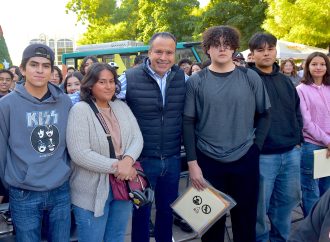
[184,67,271,162]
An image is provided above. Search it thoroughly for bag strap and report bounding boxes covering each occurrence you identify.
[86,100,116,159]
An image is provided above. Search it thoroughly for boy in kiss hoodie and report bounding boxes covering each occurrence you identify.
[0,44,72,242]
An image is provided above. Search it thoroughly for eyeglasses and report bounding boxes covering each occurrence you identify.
[213,44,231,50]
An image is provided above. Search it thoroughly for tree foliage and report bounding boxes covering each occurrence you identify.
[199,0,267,49]
[66,0,201,44]
[66,0,329,50]
[0,26,12,69]
[136,0,200,43]
[66,0,139,44]
[263,0,330,49]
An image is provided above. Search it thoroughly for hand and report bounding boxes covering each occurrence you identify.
[111,161,119,173]
[188,160,207,191]
[327,144,330,159]
[115,156,135,181]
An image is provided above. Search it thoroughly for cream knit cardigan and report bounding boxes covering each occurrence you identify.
[66,100,143,217]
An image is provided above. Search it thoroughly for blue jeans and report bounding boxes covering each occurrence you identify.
[9,181,71,242]
[301,142,330,217]
[72,187,132,242]
[131,154,181,242]
[256,146,301,242]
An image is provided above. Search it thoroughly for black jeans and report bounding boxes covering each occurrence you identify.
[197,144,260,242]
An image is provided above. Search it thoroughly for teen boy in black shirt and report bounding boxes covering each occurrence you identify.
[183,26,271,242]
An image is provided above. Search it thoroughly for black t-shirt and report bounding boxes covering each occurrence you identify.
[34,89,51,102]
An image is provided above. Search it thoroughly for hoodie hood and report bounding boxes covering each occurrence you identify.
[247,62,280,77]
[14,82,63,104]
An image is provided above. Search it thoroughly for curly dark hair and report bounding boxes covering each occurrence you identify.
[80,62,121,102]
[79,56,99,75]
[202,26,240,58]
[301,52,330,86]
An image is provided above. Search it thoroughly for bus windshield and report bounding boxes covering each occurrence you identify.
[62,41,207,74]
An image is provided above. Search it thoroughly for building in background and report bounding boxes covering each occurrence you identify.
[30,34,75,67]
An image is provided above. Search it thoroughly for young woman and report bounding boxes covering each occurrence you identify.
[66,63,143,242]
[63,71,83,94]
[79,56,98,76]
[280,59,301,86]
[50,66,63,85]
[189,63,202,75]
[296,52,330,217]
[8,65,22,89]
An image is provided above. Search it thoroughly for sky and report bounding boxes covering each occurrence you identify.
[0,0,209,65]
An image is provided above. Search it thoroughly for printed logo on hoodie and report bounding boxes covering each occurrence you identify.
[27,110,60,154]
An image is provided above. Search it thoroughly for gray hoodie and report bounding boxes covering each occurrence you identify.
[0,82,72,191]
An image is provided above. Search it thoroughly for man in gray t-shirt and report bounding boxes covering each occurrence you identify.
[183,26,271,242]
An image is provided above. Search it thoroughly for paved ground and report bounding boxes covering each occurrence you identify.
[0,176,304,242]
[124,176,305,242]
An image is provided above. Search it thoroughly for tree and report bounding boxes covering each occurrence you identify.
[0,26,12,69]
[66,0,201,44]
[66,0,140,44]
[263,0,330,49]
[136,0,200,43]
[199,0,267,49]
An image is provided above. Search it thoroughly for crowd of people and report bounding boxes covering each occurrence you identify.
[0,25,330,242]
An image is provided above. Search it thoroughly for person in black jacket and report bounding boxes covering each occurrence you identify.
[248,33,304,242]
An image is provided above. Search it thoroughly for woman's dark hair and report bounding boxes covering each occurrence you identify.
[67,66,76,72]
[202,26,240,58]
[248,33,277,52]
[53,66,63,84]
[280,59,298,77]
[8,66,22,79]
[0,69,14,80]
[63,71,84,93]
[188,63,202,75]
[79,56,99,75]
[134,55,147,66]
[301,52,330,86]
[80,63,121,102]
[178,58,193,67]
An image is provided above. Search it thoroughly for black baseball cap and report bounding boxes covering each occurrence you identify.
[232,51,245,61]
[22,44,54,65]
